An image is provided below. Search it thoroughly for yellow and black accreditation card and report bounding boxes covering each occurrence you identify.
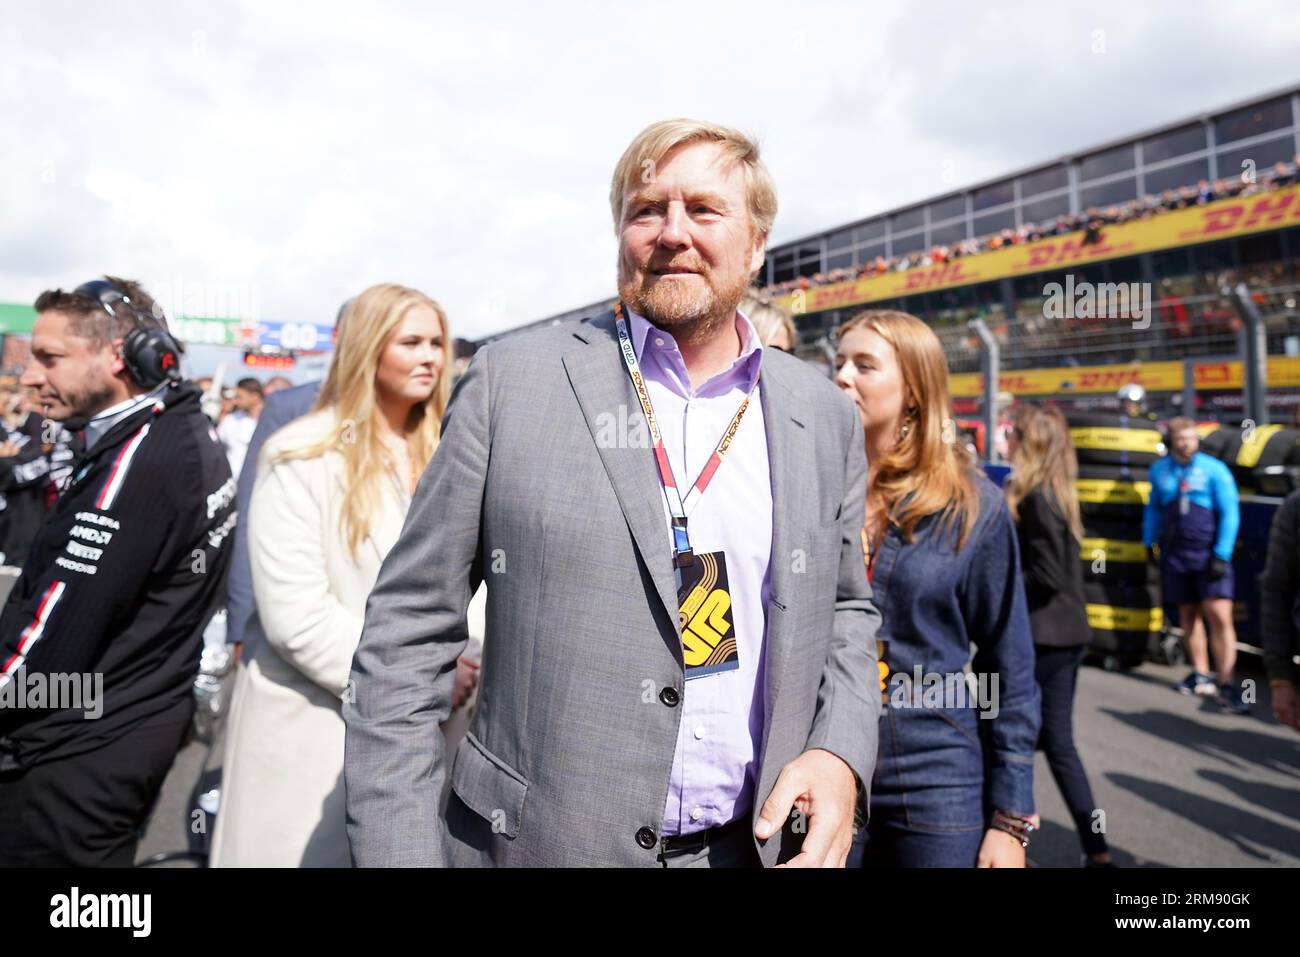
[677,551,739,679]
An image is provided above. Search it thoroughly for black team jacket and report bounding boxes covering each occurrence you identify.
[0,382,236,771]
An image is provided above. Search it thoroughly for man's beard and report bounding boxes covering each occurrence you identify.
[618,262,750,348]
[49,380,117,425]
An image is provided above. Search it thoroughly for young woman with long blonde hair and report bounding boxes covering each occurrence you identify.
[211,282,474,866]
[835,309,1039,868]
[1006,403,1111,866]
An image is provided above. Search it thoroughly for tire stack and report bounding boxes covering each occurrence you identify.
[1069,413,1164,670]
[1198,424,1300,496]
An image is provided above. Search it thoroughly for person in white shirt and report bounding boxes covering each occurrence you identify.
[217,377,263,478]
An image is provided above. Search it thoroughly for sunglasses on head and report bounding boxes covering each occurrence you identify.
[73,279,153,329]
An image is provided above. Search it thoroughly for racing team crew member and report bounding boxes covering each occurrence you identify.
[1143,416,1246,714]
[0,277,236,866]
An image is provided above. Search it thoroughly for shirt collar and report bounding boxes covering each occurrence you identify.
[84,385,166,451]
[624,305,763,390]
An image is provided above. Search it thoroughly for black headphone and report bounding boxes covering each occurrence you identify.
[73,279,184,389]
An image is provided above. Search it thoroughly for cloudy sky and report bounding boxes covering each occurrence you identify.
[2,0,1298,346]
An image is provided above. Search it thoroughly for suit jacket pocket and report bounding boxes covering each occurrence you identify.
[450,731,529,839]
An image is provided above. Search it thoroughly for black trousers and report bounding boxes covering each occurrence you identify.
[1035,644,1109,857]
[0,697,192,867]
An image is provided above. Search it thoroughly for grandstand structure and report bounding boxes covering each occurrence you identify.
[761,83,1300,422]
[513,84,1300,423]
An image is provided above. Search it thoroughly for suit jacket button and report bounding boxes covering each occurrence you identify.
[635,826,658,850]
[659,687,680,707]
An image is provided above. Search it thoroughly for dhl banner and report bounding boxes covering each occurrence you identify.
[1194,356,1300,390]
[776,183,1300,315]
[950,355,1300,398]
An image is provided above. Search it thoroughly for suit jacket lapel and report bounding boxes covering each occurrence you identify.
[760,360,814,718]
[561,313,681,644]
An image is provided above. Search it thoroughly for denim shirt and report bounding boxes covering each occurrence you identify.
[870,474,1040,814]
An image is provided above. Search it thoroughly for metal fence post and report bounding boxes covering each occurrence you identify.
[1229,283,1269,426]
[969,318,999,463]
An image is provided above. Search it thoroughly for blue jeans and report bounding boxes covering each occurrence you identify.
[1035,643,1108,857]
[848,704,985,868]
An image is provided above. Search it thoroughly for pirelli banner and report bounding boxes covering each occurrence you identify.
[949,355,1300,398]
[775,183,1300,316]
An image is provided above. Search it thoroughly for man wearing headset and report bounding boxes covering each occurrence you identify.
[0,276,236,866]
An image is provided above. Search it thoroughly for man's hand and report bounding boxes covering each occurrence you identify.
[452,655,480,710]
[1272,681,1300,733]
[754,748,856,868]
[976,827,1025,868]
[1207,556,1229,580]
[0,439,20,458]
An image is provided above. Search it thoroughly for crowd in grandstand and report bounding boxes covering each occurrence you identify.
[765,155,1300,297]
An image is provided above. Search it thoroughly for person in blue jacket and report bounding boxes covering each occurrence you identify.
[836,310,1039,868]
[1144,416,1246,713]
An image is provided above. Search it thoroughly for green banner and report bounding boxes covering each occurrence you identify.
[0,303,36,334]
[0,303,243,345]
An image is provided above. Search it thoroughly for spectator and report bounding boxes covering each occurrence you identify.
[1261,488,1300,734]
[344,118,880,868]
[835,309,1039,868]
[262,375,293,396]
[217,377,264,478]
[210,282,474,867]
[1005,405,1112,866]
[740,291,797,352]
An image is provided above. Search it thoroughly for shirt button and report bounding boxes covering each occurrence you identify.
[635,826,658,849]
[654,337,664,347]
[659,687,680,707]
[691,807,704,822]
[693,725,706,740]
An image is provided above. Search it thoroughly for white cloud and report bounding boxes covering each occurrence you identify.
[0,0,1297,344]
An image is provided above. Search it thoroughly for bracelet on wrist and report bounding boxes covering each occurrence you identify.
[990,809,1036,848]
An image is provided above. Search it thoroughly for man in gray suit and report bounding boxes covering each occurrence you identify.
[225,380,320,660]
[345,118,881,867]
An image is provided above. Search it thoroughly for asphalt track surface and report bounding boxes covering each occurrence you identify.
[136,653,1300,868]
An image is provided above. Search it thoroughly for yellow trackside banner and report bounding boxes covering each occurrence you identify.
[950,361,1183,398]
[950,355,1300,398]
[1076,479,1151,505]
[776,183,1300,316]
[1193,356,1300,390]
[1087,603,1163,633]
[1080,538,1149,564]
[1071,426,1165,455]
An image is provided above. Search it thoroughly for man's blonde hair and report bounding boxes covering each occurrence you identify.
[609,118,778,237]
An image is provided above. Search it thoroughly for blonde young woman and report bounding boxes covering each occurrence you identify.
[834,309,1040,868]
[211,283,475,867]
[739,291,797,352]
[1006,404,1112,866]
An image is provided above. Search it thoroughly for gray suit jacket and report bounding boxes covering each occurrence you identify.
[344,311,881,867]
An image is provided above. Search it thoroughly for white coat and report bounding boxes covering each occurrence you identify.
[210,409,481,867]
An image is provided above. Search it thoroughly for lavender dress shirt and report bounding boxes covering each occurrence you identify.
[626,308,773,836]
